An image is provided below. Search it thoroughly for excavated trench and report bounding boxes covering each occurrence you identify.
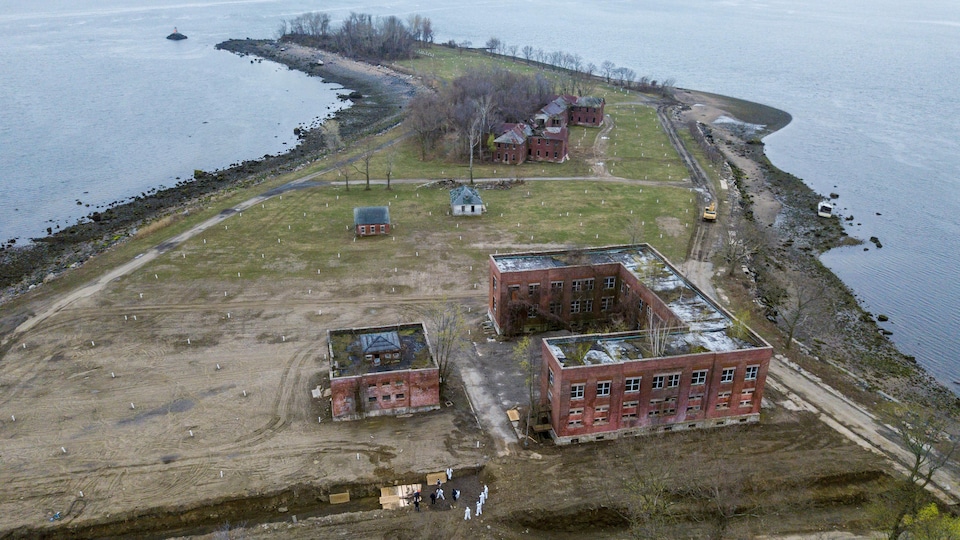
[4,466,483,540]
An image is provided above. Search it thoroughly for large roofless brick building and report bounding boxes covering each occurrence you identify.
[327,323,440,421]
[488,245,772,444]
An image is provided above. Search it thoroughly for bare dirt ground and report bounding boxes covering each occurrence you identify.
[0,274,492,537]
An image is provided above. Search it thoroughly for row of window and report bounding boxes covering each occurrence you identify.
[529,297,617,318]
[565,391,754,427]
[368,380,404,391]
[497,276,619,294]
[358,225,387,234]
[565,365,760,400]
[368,393,406,403]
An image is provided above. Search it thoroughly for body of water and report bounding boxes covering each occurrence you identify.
[2,0,958,390]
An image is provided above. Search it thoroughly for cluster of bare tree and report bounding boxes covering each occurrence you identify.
[278,12,433,61]
[404,67,555,163]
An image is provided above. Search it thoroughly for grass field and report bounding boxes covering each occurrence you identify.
[113,181,696,300]
[603,103,685,181]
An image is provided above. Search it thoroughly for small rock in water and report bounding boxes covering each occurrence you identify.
[166,27,187,41]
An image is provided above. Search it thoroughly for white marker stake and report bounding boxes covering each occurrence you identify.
[130,403,135,409]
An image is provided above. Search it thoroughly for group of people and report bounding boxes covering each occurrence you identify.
[409,467,491,522]
[463,483,489,521]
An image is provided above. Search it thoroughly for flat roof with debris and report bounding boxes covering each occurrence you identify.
[492,245,769,366]
[328,323,435,378]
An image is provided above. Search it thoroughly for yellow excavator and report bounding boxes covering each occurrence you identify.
[702,201,717,222]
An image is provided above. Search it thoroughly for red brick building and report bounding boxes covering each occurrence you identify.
[536,96,571,128]
[493,95,602,166]
[354,206,391,237]
[328,323,440,421]
[566,96,605,127]
[487,245,772,443]
[493,123,531,164]
[528,127,569,163]
[535,95,606,129]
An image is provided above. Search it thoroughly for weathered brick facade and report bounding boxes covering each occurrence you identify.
[540,335,769,444]
[328,323,440,421]
[527,127,569,163]
[566,96,605,127]
[488,245,772,443]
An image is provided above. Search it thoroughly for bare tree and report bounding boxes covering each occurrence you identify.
[416,300,469,394]
[601,60,616,82]
[337,163,350,192]
[407,14,424,41]
[352,139,374,190]
[778,281,824,350]
[404,93,444,160]
[513,336,538,445]
[879,406,960,540]
[507,44,518,58]
[473,94,495,163]
[521,45,534,63]
[485,36,501,54]
[661,77,677,98]
[383,145,397,190]
[720,234,757,276]
[625,216,645,244]
[622,437,677,538]
[467,115,481,185]
[421,18,433,43]
[646,308,671,357]
[684,429,770,539]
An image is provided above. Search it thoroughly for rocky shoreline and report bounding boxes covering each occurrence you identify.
[0,39,418,305]
[674,89,959,411]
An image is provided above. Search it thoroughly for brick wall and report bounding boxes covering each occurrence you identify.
[331,367,440,421]
[540,339,770,441]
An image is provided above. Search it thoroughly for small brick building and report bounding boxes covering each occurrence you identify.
[354,206,391,237]
[487,244,772,443]
[328,323,440,421]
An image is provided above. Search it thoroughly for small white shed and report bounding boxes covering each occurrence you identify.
[450,186,486,216]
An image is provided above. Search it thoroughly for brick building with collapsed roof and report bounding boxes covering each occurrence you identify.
[327,323,440,421]
[493,95,603,165]
[487,244,772,444]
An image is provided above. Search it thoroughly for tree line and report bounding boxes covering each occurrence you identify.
[277,12,434,61]
[474,36,675,97]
